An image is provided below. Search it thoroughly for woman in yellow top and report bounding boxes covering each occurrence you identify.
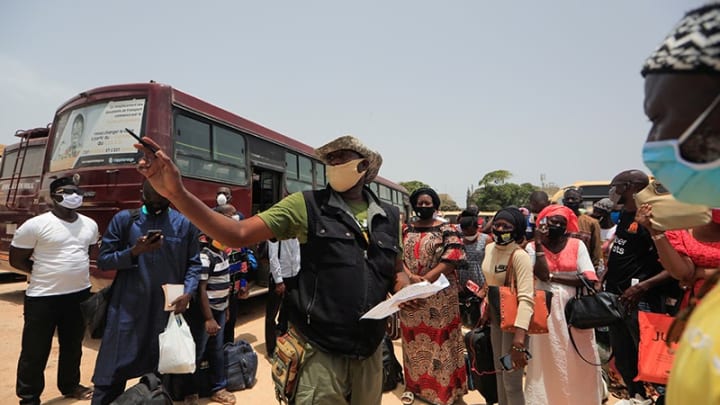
[640,3,720,404]
[481,207,534,405]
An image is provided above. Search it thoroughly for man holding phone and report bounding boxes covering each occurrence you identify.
[91,181,201,405]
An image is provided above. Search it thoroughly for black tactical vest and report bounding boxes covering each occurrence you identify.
[286,187,400,358]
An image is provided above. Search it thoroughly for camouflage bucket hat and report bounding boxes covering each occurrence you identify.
[315,135,383,183]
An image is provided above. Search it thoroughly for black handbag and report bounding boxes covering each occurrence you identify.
[458,295,482,329]
[464,326,498,404]
[565,276,625,330]
[79,284,113,339]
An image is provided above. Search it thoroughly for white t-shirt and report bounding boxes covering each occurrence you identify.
[600,225,617,243]
[12,212,99,297]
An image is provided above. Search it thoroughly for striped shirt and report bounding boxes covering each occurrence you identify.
[200,247,230,311]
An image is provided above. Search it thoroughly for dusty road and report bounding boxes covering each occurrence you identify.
[0,274,620,404]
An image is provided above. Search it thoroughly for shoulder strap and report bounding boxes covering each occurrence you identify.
[568,326,605,366]
[129,208,140,222]
[504,248,520,290]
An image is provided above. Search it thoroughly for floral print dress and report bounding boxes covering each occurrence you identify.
[400,222,467,405]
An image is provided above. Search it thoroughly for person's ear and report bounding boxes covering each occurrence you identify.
[357,159,370,172]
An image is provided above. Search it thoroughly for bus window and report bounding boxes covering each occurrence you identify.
[49,99,146,172]
[0,151,18,179]
[285,153,298,180]
[175,114,211,158]
[285,152,312,193]
[314,162,325,188]
[368,182,378,195]
[299,156,313,183]
[212,126,247,185]
[379,184,391,202]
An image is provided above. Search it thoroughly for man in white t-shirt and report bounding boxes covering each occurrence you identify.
[10,176,99,405]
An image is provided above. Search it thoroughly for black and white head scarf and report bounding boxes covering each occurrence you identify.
[642,2,720,76]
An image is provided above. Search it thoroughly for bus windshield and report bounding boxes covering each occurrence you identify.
[49,98,146,171]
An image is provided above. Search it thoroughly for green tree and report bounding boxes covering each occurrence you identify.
[470,170,538,210]
[478,170,513,187]
[399,180,431,195]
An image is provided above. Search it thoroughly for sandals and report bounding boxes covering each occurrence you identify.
[64,384,93,400]
[211,388,236,405]
[401,391,414,404]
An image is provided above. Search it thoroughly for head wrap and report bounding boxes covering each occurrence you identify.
[50,176,77,193]
[315,135,383,183]
[642,3,720,76]
[410,187,440,209]
[593,198,615,213]
[492,207,527,243]
[536,205,579,233]
[564,188,582,199]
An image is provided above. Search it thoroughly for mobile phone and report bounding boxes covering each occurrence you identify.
[499,350,532,371]
[125,128,158,153]
[466,280,481,294]
[146,229,163,240]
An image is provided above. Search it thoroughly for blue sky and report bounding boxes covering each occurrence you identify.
[0,1,706,205]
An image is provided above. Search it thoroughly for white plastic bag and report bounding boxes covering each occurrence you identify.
[158,313,196,374]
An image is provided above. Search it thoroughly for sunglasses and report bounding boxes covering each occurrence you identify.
[666,271,720,347]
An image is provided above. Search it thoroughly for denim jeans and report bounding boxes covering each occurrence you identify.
[187,305,228,394]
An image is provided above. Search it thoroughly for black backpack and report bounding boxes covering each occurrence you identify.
[110,373,173,405]
[225,339,258,391]
[381,335,404,392]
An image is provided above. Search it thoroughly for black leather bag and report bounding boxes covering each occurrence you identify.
[79,284,113,339]
[565,276,625,330]
[381,335,403,392]
[459,295,482,329]
[464,326,498,404]
[110,373,173,405]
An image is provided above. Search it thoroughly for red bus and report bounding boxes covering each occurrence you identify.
[0,82,410,295]
[0,127,50,268]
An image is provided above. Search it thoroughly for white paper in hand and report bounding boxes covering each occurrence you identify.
[361,274,450,320]
[162,284,184,311]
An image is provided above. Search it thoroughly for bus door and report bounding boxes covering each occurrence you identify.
[251,167,282,215]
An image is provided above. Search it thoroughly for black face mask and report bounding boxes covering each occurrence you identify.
[414,206,435,220]
[548,224,566,239]
[492,229,515,245]
[564,202,580,212]
[145,202,170,216]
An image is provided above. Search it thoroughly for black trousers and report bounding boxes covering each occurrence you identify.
[224,289,239,345]
[264,278,289,355]
[17,288,90,405]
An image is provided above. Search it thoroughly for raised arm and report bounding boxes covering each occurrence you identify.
[135,137,274,247]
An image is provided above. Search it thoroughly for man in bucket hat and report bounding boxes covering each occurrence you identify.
[132,133,410,405]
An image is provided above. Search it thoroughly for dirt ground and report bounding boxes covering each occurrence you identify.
[0,274,620,405]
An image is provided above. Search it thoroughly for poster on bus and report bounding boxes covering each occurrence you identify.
[50,99,146,172]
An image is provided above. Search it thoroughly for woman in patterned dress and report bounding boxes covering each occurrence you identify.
[399,187,467,405]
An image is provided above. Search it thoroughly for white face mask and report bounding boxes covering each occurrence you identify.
[58,193,83,210]
[216,193,228,206]
[326,158,366,192]
[463,233,479,242]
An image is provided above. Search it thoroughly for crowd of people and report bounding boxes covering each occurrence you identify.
[8,2,720,405]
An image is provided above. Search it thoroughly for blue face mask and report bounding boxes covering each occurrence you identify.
[642,93,720,207]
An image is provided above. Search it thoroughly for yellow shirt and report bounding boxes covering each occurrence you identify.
[666,285,720,404]
[482,242,535,330]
